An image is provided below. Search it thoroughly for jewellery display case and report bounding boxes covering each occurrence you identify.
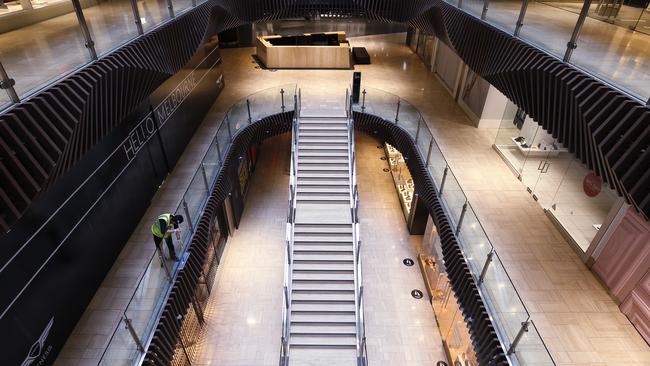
[418,254,479,366]
[384,143,428,234]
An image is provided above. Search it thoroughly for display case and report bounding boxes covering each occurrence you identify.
[0,0,25,15]
[419,254,479,366]
[386,143,414,218]
[384,143,428,234]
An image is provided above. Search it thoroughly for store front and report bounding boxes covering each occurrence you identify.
[419,218,480,366]
[493,100,621,259]
[384,143,428,234]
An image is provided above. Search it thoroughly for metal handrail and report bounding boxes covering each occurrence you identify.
[346,91,367,366]
[279,89,301,366]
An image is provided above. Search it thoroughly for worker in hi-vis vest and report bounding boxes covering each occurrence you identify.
[151,213,184,261]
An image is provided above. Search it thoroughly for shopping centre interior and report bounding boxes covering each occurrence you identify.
[1,1,649,366]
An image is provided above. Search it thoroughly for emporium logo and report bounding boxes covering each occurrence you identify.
[21,317,54,366]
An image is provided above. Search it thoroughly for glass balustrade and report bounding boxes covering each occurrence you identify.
[0,0,205,112]
[459,0,650,101]
[355,86,555,365]
[98,84,296,365]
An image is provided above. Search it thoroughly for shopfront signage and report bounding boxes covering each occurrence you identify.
[583,172,602,197]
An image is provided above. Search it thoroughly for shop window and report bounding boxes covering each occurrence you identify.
[494,100,619,253]
[418,252,479,365]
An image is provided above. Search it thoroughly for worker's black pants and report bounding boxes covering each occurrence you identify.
[153,234,176,258]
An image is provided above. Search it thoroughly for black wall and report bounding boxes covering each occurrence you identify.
[0,44,224,365]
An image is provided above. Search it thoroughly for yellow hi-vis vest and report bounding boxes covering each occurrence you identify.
[151,213,173,238]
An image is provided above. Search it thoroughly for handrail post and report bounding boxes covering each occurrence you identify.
[425,140,434,166]
[478,250,494,285]
[563,0,592,62]
[226,115,233,141]
[200,163,210,191]
[0,61,19,103]
[514,0,529,36]
[183,199,194,233]
[71,0,98,60]
[507,320,530,355]
[439,165,449,195]
[129,0,144,35]
[280,88,285,112]
[361,89,366,111]
[415,117,421,143]
[247,99,252,124]
[395,99,401,124]
[123,313,145,353]
[455,201,468,235]
[481,0,490,19]
[165,0,174,18]
[215,139,223,165]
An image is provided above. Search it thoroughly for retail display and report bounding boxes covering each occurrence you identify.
[383,143,428,234]
[385,143,415,218]
[418,254,478,366]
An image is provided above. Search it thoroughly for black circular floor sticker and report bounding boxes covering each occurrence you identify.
[380,156,387,161]
[403,258,414,266]
[383,168,390,172]
[411,289,424,299]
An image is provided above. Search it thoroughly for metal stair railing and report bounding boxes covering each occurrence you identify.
[347,91,367,366]
[279,89,300,366]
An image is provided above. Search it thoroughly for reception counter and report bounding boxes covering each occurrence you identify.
[256,31,351,69]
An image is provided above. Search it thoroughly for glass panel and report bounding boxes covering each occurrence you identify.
[517,320,555,366]
[485,0,524,34]
[440,170,466,226]
[137,0,171,32]
[494,101,525,172]
[634,5,650,35]
[183,171,209,225]
[173,0,193,14]
[0,2,90,98]
[519,1,581,58]
[458,203,493,276]
[424,36,435,67]
[571,14,650,99]
[481,252,529,349]
[549,158,619,251]
[427,141,447,188]
[83,0,140,55]
[516,116,545,186]
[0,89,10,110]
[397,101,420,138]
[409,28,419,51]
[416,33,427,59]
[461,0,486,18]
[531,147,571,210]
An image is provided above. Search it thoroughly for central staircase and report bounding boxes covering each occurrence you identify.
[280,91,366,366]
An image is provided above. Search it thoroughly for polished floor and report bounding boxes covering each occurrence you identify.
[193,133,288,366]
[57,33,650,365]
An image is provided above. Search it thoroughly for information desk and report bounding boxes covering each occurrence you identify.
[256,31,351,69]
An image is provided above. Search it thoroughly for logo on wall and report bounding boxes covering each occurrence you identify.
[583,172,602,198]
[21,317,54,366]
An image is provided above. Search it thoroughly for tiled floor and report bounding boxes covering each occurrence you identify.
[193,133,289,366]
[356,132,447,365]
[57,32,650,365]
